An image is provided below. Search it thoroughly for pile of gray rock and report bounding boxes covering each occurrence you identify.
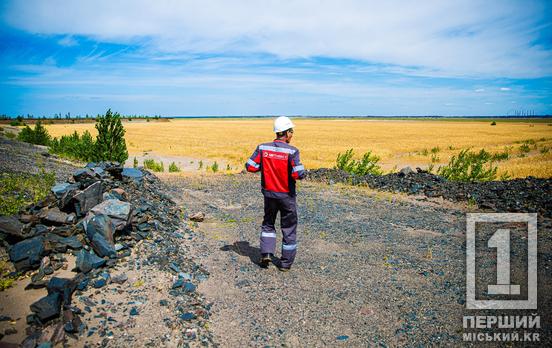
[0,162,211,346]
[306,167,551,217]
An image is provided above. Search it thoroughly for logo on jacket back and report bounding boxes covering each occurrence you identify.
[263,151,288,161]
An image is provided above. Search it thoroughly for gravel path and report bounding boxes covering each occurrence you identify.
[162,173,552,347]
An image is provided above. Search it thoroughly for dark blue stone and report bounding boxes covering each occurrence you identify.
[179,312,196,321]
[183,282,196,293]
[76,249,106,273]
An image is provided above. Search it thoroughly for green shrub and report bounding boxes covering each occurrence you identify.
[169,162,180,172]
[95,109,128,163]
[491,148,510,161]
[198,160,203,170]
[17,121,51,145]
[9,120,20,126]
[0,261,16,291]
[437,149,499,182]
[144,159,164,172]
[541,146,550,154]
[335,148,383,176]
[430,147,440,154]
[0,168,55,216]
[133,157,138,168]
[49,130,96,162]
[5,132,16,139]
[210,161,219,173]
[519,144,530,154]
[491,121,496,126]
[48,109,128,163]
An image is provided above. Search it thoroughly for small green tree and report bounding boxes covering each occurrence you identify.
[133,157,138,168]
[94,109,128,163]
[17,121,51,145]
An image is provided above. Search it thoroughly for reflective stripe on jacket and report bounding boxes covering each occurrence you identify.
[245,140,305,197]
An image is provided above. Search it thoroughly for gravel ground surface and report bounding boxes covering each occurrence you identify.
[162,173,552,347]
[0,137,79,182]
[1,136,551,346]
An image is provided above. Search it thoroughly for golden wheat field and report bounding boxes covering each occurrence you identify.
[44,118,552,178]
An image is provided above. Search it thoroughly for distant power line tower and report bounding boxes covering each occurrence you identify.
[509,109,536,117]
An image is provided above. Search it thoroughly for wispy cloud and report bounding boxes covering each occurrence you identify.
[57,35,78,47]
[1,1,551,116]
[2,0,551,78]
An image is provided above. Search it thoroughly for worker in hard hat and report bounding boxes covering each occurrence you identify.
[245,116,306,271]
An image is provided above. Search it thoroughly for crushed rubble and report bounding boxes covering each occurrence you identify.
[306,168,552,217]
[0,161,213,346]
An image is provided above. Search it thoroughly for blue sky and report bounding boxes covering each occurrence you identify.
[1,0,551,117]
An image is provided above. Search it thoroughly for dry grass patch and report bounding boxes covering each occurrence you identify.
[44,119,552,178]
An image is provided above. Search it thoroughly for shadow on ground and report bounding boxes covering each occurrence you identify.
[220,241,268,267]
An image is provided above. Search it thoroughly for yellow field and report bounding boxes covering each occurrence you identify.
[44,119,552,178]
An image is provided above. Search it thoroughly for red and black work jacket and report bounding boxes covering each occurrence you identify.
[245,139,306,198]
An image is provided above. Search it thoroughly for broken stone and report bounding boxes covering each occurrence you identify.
[72,181,103,216]
[9,236,45,272]
[399,166,416,176]
[90,199,132,231]
[111,273,128,284]
[0,216,26,239]
[179,312,196,321]
[84,214,116,257]
[43,234,83,253]
[63,309,83,333]
[183,282,196,293]
[19,214,38,224]
[33,224,49,235]
[73,168,99,188]
[31,257,53,283]
[51,225,74,237]
[75,249,106,273]
[25,280,48,290]
[51,182,79,199]
[189,212,205,222]
[40,207,76,225]
[93,278,107,288]
[56,183,81,210]
[106,164,123,179]
[47,277,77,306]
[30,292,62,322]
[121,168,143,183]
[38,322,65,346]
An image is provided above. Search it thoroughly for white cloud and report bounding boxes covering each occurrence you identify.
[57,35,78,47]
[475,88,485,92]
[500,87,511,91]
[2,0,551,78]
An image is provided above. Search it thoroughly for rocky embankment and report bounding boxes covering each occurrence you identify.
[0,161,212,346]
[306,168,552,217]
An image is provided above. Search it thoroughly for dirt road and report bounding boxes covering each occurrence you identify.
[162,173,552,346]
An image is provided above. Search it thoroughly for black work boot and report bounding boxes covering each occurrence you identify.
[260,253,272,268]
[277,259,291,272]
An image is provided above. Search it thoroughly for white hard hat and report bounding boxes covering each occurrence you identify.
[273,116,295,133]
